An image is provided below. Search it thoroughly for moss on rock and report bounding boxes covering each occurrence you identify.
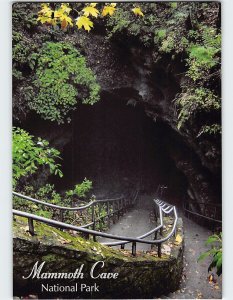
[13,216,183,298]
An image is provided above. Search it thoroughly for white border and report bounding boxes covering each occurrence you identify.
[222,0,233,299]
[0,0,12,299]
[1,1,233,299]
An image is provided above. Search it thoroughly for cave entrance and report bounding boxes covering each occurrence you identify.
[54,92,187,206]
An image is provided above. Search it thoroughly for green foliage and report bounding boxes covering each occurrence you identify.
[95,204,108,231]
[13,181,92,222]
[30,42,100,123]
[170,2,178,9]
[35,184,63,205]
[157,29,166,40]
[160,33,176,53]
[13,2,221,143]
[13,127,63,186]
[106,8,132,37]
[13,184,69,220]
[186,27,221,81]
[177,88,220,130]
[198,233,222,276]
[66,178,93,199]
[13,181,110,232]
[197,124,221,137]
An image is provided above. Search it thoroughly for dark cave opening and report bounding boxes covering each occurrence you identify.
[48,92,188,206]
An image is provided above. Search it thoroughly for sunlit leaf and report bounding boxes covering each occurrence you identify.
[60,3,72,14]
[132,7,144,17]
[174,233,182,244]
[102,5,116,16]
[54,10,63,19]
[82,6,99,18]
[37,4,55,25]
[76,16,93,32]
[38,4,53,18]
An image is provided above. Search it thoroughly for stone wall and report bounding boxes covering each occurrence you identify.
[13,216,184,299]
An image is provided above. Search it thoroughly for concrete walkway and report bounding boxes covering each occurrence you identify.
[98,195,155,251]
[99,196,222,299]
[163,212,222,299]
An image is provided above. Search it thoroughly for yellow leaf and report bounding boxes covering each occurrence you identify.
[90,3,97,7]
[82,6,99,18]
[76,16,93,32]
[111,3,117,7]
[60,3,72,14]
[37,15,56,26]
[132,7,144,17]
[37,4,55,25]
[102,5,116,16]
[60,15,73,29]
[175,234,182,244]
[38,4,53,18]
[54,10,63,19]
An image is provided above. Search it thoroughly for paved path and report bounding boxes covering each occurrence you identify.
[163,212,222,299]
[100,196,222,299]
[98,195,154,251]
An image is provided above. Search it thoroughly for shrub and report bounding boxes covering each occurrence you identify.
[177,87,220,130]
[13,127,63,186]
[30,42,100,123]
[66,178,93,199]
[198,233,222,276]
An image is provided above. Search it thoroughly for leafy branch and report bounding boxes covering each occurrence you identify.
[198,233,222,276]
[13,127,63,187]
[37,3,144,32]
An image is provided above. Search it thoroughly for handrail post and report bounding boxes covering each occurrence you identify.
[158,243,162,258]
[117,200,120,220]
[60,210,63,222]
[121,244,125,250]
[92,204,96,242]
[59,210,64,232]
[107,202,110,227]
[132,242,136,256]
[120,198,123,216]
[28,218,35,236]
[113,202,116,224]
[154,206,158,225]
[160,226,163,236]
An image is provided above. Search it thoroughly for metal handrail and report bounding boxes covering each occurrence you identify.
[13,187,178,257]
[102,199,177,247]
[13,189,138,230]
[13,191,124,211]
[13,204,176,245]
[184,201,221,207]
[183,200,222,224]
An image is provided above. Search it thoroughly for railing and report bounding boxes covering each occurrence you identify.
[13,190,138,235]
[183,200,222,225]
[13,186,178,257]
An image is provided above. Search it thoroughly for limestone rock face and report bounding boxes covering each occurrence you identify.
[12,3,221,208]
[13,217,184,299]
